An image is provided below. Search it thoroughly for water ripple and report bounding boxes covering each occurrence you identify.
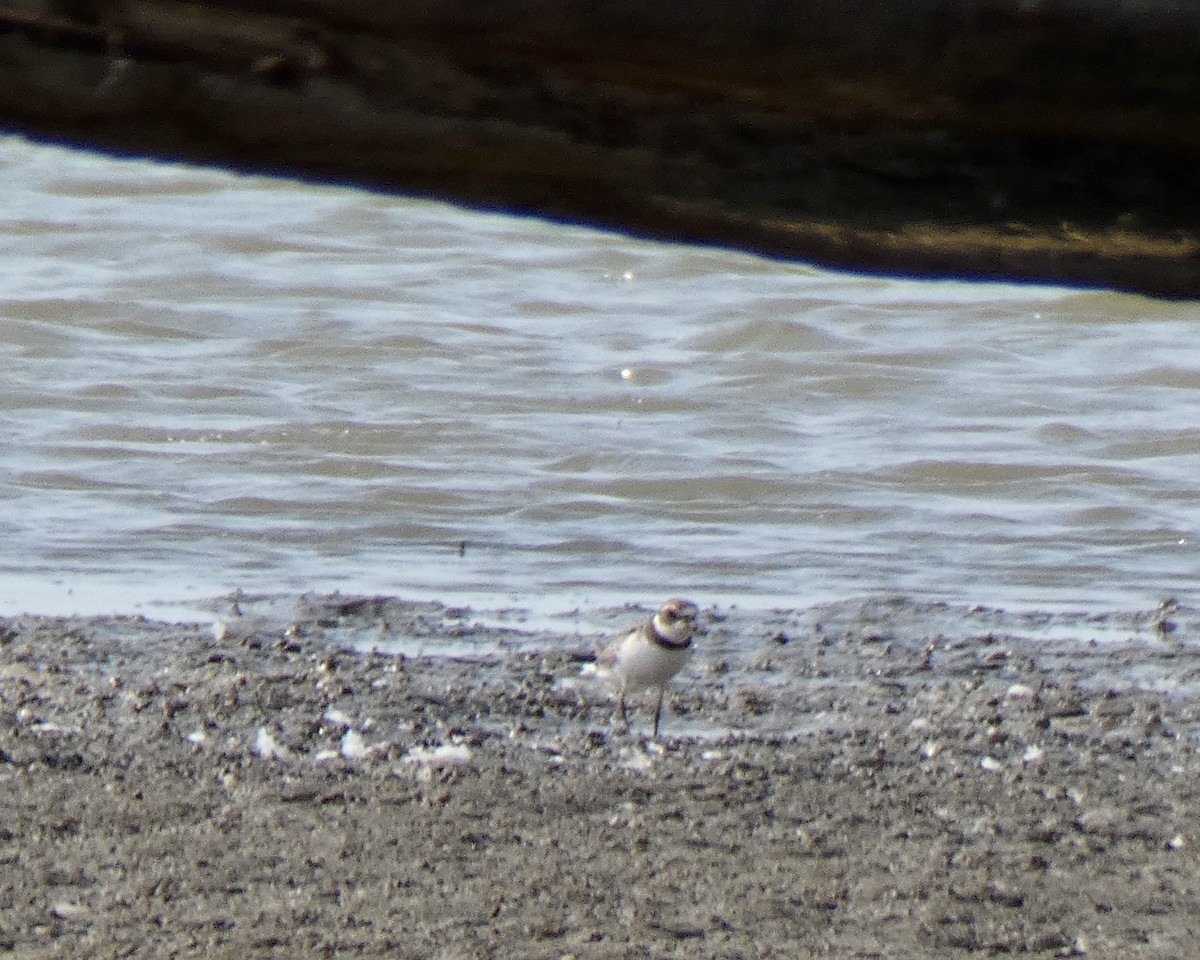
[0,137,1198,618]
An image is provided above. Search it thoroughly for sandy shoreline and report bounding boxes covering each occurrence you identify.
[2,594,1198,957]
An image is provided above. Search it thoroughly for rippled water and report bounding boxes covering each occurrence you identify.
[1,135,1198,621]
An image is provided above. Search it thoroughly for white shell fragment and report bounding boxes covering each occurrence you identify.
[403,744,473,771]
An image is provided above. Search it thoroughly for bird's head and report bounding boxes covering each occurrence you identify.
[654,598,701,644]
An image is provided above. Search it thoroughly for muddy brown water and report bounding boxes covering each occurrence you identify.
[2,137,1200,622]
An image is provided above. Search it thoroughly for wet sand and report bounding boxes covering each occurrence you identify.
[2,594,1199,957]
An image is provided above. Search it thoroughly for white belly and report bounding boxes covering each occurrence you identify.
[610,632,690,691]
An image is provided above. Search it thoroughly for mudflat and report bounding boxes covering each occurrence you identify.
[2,595,1198,958]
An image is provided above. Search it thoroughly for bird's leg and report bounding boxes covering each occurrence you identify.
[618,692,629,729]
[653,687,665,738]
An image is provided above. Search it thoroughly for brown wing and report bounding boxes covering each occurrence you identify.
[597,619,647,668]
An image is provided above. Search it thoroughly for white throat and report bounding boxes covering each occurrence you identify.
[653,612,692,646]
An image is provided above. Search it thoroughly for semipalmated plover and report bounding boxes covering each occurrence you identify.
[597,598,700,737]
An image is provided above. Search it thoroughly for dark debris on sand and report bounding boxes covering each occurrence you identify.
[1,594,1199,958]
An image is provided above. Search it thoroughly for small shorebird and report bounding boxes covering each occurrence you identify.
[597,598,700,737]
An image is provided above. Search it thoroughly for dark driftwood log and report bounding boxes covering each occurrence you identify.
[0,0,1197,297]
